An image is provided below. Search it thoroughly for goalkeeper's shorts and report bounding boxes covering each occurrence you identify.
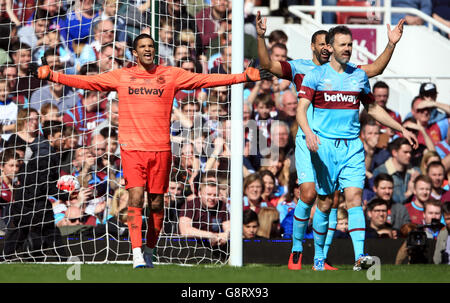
[121,149,172,194]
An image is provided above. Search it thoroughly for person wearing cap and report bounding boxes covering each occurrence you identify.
[410,95,448,146]
[417,82,449,125]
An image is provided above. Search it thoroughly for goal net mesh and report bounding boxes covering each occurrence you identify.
[0,0,249,265]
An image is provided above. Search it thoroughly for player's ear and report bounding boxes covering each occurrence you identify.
[132,49,138,58]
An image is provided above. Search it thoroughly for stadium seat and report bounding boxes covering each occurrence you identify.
[336,0,381,24]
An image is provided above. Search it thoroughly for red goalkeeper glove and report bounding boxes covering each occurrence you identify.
[28,57,52,81]
[243,66,272,82]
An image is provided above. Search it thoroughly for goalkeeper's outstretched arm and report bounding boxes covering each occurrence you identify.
[31,60,120,92]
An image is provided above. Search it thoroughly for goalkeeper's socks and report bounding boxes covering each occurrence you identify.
[146,210,164,249]
[312,207,329,260]
[127,206,143,249]
[323,207,338,259]
[291,200,312,253]
[348,206,366,261]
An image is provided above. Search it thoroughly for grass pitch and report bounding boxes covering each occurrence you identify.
[0,263,448,283]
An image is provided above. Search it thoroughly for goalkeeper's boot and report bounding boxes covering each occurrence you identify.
[324,259,338,270]
[288,251,302,270]
[132,247,146,269]
[353,254,374,271]
[143,246,154,268]
[313,258,325,271]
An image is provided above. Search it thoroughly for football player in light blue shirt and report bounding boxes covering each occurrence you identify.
[297,25,418,271]
[256,11,408,270]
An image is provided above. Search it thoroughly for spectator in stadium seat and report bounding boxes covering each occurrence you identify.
[433,201,450,264]
[6,108,40,160]
[267,30,288,49]
[277,172,300,238]
[77,19,116,70]
[256,207,281,239]
[39,102,62,129]
[371,81,402,137]
[71,146,95,177]
[11,42,43,101]
[402,117,437,168]
[335,208,350,238]
[17,8,49,50]
[391,0,432,25]
[259,149,290,198]
[0,149,20,235]
[410,96,448,146]
[195,0,230,48]
[58,0,100,54]
[422,199,443,239]
[260,169,282,207]
[3,120,67,261]
[33,0,64,28]
[360,119,390,182]
[159,0,198,45]
[158,18,175,66]
[426,161,447,201]
[367,173,411,232]
[93,0,127,43]
[29,49,80,112]
[404,175,432,224]
[268,120,295,174]
[420,150,441,174]
[373,137,421,204]
[178,176,230,246]
[0,65,26,107]
[98,44,121,73]
[365,198,397,239]
[243,209,259,239]
[92,97,119,138]
[243,172,269,213]
[209,44,232,74]
[0,77,18,136]
[406,82,450,125]
[277,90,297,128]
[63,90,106,145]
[171,99,204,142]
[253,93,277,142]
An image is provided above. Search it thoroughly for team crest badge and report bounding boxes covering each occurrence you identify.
[157,75,166,84]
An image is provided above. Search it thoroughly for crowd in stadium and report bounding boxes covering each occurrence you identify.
[0,0,449,264]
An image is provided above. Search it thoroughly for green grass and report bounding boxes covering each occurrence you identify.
[0,263,449,283]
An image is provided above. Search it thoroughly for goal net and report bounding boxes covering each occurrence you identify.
[0,0,251,265]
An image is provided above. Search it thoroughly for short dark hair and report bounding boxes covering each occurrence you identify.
[423,199,442,213]
[426,161,445,174]
[0,148,18,165]
[373,81,389,91]
[311,30,328,44]
[374,173,394,188]
[42,120,63,139]
[411,95,423,110]
[270,43,287,54]
[326,25,353,45]
[367,198,388,212]
[389,137,411,153]
[132,33,155,51]
[243,209,259,225]
[268,30,288,44]
[79,62,99,75]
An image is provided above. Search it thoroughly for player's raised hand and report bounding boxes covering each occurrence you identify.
[256,11,267,38]
[401,127,419,150]
[387,18,405,45]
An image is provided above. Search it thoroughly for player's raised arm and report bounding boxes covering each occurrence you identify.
[174,65,271,91]
[360,18,405,78]
[256,11,284,78]
[31,58,120,91]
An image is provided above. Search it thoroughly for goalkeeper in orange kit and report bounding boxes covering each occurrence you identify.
[32,33,270,268]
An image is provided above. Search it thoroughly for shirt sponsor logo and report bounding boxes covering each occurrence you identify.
[128,87,164,97]
[324,92,358,104]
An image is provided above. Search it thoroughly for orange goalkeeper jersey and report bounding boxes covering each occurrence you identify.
[51,65,247,151]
